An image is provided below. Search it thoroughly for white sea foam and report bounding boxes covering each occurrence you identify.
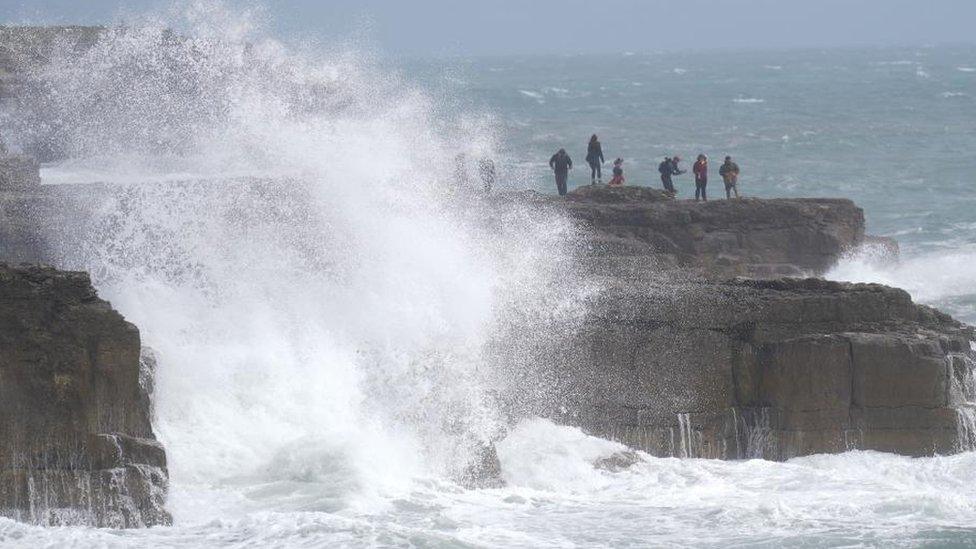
[734,97,765,104]
[519,89,545,101]
[828,245,976,322]
[15,0,582,521]
[4,419,976,546]
[958,67,976,73]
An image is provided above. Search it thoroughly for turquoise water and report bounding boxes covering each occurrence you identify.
[408,47,976,321]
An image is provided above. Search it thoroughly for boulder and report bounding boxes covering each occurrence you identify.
[0,264,170,527]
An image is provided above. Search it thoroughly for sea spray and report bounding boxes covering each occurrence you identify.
[8,3,585,516]
[828,243,976,324]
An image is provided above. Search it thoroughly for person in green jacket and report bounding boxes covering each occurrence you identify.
[719,156,741,199]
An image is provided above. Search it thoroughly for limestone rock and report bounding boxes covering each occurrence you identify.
[458,443,505,489]
[498,277,976,460]
[0,264,170,527]
[559,187,867,278]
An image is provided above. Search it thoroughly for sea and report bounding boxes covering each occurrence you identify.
[3,4,976,547]
[402,47,976,325]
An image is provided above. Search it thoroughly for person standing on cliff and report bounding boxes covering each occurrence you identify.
[659,155,684,195]
[658,157,674,194]
[549,148,573,196]
[608,158,625,186]
[720,156,740,199]
[586,134,605,185]
[693,154,708,201]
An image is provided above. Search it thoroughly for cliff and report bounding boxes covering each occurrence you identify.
[489,186,976,461]
[0,264,170,527]
[561,184,866,279]
[519,278,976,460]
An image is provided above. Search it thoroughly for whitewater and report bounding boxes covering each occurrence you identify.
[3,3,976,548]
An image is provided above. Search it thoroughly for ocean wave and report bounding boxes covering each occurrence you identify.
[764,65,783,70]
[734,97,765,104]
[958,67,976,73]
[942,91,968,98]
[827,246,976,323]
[672,68,687,74]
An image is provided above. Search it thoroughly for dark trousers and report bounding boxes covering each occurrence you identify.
[555,171,569,196]
[695,179,707,201]
[589,161,601,181]
[725,180,739,198]
[661,174,675,193]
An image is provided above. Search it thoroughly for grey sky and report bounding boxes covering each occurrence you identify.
[1,0,973,56]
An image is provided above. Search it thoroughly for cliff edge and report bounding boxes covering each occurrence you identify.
[489,186,976,460]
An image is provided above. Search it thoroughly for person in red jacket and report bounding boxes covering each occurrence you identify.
[693,154,708,201]
[608,158,625,186]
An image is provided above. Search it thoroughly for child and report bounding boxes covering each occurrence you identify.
[608,158,625,187]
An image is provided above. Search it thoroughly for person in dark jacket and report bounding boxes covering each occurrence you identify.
[586,134,605,185]
[658,156,684,194]
[719,156,741,199]
[693,154,708,201]
[658,157,673,193]
[549,148,573,196]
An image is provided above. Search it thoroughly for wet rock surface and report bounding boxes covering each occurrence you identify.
[487,187,975,461]
[566,278,976,460]
[560,185,868,279]
[0,264,170,527]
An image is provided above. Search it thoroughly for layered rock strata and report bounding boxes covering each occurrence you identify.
[489,186,975,460]
[542,278,976,460]
[0,264,170,527]
[561,184,867,278]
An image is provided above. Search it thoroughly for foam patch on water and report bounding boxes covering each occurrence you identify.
[495,418,631,491]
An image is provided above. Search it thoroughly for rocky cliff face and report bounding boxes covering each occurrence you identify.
[560,185,866,279]
[532,278,976,460]
[0,264,170,527]
[488,186,976,461]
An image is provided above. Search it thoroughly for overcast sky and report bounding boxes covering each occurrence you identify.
[2,0,974,56]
